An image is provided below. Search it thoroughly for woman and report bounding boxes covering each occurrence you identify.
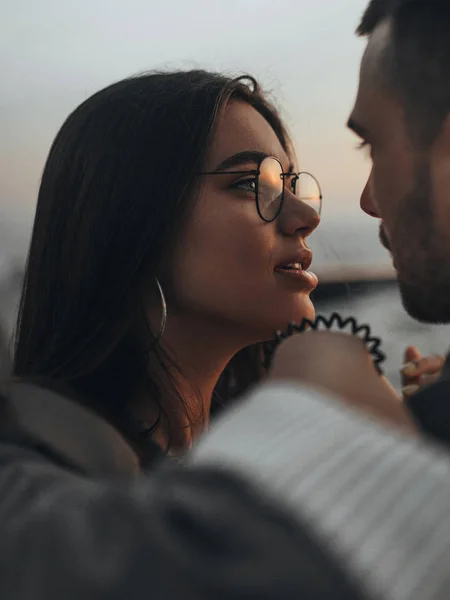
[12,70,322,463]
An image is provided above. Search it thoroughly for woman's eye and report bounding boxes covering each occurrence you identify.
[231,177,257,193]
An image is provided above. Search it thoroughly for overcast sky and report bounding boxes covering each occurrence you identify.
[2,0,378,257]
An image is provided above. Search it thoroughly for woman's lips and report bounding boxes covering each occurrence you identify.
[274,266,318,289]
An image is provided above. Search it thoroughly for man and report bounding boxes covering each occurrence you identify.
[2,3,450,600]
[349,0,450,324]
[346,0,450,441]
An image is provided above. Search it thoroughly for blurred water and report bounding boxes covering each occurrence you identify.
[316,283,450,390]
[309,216,394,279]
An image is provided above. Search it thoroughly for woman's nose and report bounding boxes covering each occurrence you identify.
[277,190,321,238]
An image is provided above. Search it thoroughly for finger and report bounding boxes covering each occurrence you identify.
[404,345,422,364]
[420,372,441,387]
[402,371,441,400]
[401,346,422,388]
[402,355,444,380]
[402,384,420,400]
[402,372,441,400]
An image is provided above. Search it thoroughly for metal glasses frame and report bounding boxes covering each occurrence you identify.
[201,155,322,223]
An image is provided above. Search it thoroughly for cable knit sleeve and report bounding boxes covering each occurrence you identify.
[191,382,450,600]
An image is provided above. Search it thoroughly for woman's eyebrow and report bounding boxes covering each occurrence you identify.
[211,150,269,172]
[211,150,294,173]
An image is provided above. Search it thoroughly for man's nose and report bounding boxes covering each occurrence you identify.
[360,170,380,218]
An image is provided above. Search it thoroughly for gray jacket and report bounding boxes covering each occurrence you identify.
[1,381,450,599]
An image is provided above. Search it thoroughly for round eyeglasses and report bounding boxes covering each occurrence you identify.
[201,156,322,223]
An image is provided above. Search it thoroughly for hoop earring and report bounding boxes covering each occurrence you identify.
[154,277,167,342]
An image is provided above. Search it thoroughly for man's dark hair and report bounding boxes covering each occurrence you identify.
[357,0,450,144]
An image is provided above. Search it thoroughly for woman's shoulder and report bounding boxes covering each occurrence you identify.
[0,381,141,478]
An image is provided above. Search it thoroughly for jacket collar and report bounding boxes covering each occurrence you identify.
[0,383,140,479]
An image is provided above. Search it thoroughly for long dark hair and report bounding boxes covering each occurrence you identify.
[12,70,291,460]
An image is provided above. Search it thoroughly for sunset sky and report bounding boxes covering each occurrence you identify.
[2,0,381,263]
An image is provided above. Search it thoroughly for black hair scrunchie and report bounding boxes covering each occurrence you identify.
[262,312,386,375]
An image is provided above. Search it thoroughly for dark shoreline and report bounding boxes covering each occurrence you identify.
[311,278,397,307]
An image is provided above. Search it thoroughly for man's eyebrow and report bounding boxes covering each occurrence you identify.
[347,117,369,139]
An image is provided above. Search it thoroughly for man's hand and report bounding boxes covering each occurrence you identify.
[268,331,416,434]
[401,345,444,399]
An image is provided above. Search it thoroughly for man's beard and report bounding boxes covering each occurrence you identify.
[390,167,450,323]
[379,224,391,252]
